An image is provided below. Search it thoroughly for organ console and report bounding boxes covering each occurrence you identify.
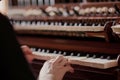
[7,1,120,80]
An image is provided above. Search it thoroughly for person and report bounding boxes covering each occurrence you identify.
[0,13,74,80]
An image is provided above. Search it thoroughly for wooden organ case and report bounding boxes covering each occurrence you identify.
[8,1,120,80]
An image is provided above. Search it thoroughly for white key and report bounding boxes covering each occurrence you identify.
[46,50,50,53]
[64,22,67,26]
[69,23,73,26]
[77,53,81,57]
[36,21,41,26]
[53,50,57,54]
[21,21,26,26]
[41,49,45,53]
[67,56,87,61]
[45,22,49,26]
[63,52,67,56]
[37,49,41,52]
[55,22,58,26]
[38,0,44,6]
[15,21,20,26]
[92,24,95,26]
[44,0,50,5]
[33,51,60,60]
[50,22,54,26]
[31,48,36,52]
[79,23,82,26]
[58,22,62,26]
[41,22,44,25]
[58,51,62,55]
[24,0,30,6]
[49,0,55,5]
[31,0,37,6]
[18,0,24,6]
[70,53,74,56]
[26,21,31,26]
[74,23,77,26]
[79,58,117,69]
[31,21,36,26]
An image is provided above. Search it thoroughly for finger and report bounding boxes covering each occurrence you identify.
[59,58,68,66]
[53,55,64,65]
[47,59,55,63]
[64,64,74,73]
[21,45,32,55]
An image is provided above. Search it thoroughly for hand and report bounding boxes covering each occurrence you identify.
[21,45,34,63]
[38,55,74,80]
[21,45,32,55]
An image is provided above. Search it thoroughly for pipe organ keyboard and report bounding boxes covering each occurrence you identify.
[8,1,120,80]
[30,47,118,69]
[9,2,120,42]
[13,20,105,31]
[17,34,120,80]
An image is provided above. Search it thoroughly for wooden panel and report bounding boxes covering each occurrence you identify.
[17,35,120,55]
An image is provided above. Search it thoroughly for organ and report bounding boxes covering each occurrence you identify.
[7,1,120,80]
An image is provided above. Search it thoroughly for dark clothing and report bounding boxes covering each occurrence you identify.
[0,13,36,80]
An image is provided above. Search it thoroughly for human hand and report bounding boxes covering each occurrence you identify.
[21,45,32,55]
[21,45,34,63]
[38,55,74,80]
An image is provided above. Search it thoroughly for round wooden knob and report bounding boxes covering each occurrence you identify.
[84,8,90,14]
[73,6,80,12]
[78,9,85,15]
[90,7,96,13]
[52,7,58,13]
[101,7,108,13]
[96,7,102,13]
[48,11,56,16]
[45,6,53,13]
[108,7,116,14]
[69,9,74,16]
[58,7,65,13]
